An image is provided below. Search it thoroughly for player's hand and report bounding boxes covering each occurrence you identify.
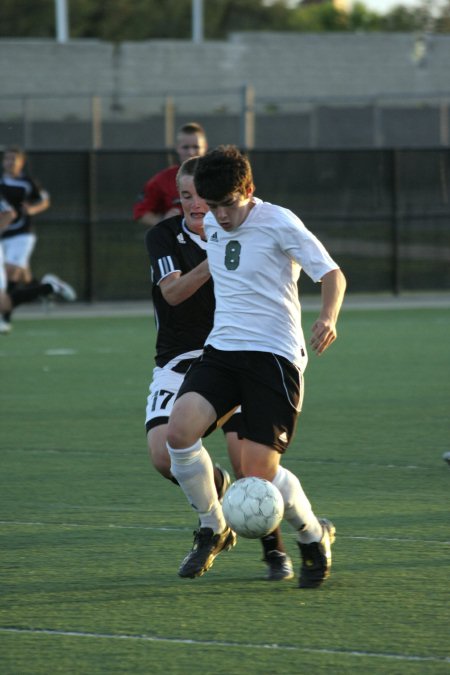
[310,318,337,355]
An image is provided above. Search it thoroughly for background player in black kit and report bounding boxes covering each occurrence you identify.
[144,157,294,580]
[0,146,50,286]
[0,146,76,330]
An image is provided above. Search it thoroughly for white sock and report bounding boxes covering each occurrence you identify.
[272,466,323,543]
[167,439,226,533]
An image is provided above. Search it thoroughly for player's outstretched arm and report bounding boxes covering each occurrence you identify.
[24,189,50,216]
[310,268,346,356]
[160,259,211,306]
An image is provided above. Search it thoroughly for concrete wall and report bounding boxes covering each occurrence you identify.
[2,33,449,104]
[1,33,449,148]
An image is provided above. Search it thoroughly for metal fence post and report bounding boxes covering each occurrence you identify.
[23,97,32,149]
[373,102,383,148]
[440,99,449,147]
[192,0,204,44]
[86,150,98,301]
[389,149,401,296]
[240,84,255,150]
[164,96,175,148]
[91,96,102,150]
[309,104,318,149]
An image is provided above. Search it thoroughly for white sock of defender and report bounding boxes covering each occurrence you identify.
[167,439,226,533]
[272,466,323,543]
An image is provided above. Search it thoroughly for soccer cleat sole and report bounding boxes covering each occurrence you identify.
[298,519,336,589]
[178,529,237,579]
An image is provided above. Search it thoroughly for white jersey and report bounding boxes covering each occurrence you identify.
[204,197,339,370]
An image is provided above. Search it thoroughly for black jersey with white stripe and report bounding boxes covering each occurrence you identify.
[0,172,42,238]
[145,215,215,367]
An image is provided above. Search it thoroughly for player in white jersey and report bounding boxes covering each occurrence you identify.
[166,145,346,587]
[145,158,293,581]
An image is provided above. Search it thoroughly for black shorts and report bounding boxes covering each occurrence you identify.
[221,412,242,435]
[177,346,303,453]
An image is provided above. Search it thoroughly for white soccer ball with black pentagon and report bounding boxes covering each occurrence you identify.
[222,477,284,539]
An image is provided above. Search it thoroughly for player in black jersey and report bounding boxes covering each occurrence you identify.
[144,157,294,581]
[0,146,50,285]
[0,197,75,334]
[0,147,76,330]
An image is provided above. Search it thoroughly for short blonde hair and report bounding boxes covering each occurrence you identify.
[176,156,200,190]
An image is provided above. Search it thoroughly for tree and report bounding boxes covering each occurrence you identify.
[0,0,449,40]
[0,0,54,38]
[435,0,450,32]
[70,0,192,41]
[380,5,424,31]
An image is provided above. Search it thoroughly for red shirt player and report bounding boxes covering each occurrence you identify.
[133,122,208,228]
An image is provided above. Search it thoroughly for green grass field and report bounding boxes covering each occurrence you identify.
[1,306,449,674]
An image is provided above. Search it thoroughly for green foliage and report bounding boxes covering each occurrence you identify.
[0,0,54,38]
[348,2,382,31]
[379,5,424,31]
[204,0,292,37]
[66,0,193,41]
[288,2,349,31]
[435,0,450,31]
[1,0,450,39]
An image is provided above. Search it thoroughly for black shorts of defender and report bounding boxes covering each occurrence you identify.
[176,346,303,453]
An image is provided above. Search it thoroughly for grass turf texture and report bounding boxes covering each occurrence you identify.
[1,308,449,674]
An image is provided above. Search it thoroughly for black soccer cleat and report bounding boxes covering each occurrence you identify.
[297,518,336,589]
[178,526,237,578]
[264,551,294,581]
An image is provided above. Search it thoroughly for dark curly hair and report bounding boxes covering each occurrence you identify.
[194,145,253,202]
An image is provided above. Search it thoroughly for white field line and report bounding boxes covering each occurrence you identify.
[0,447,439,471]
[0,627,448,664]
[0,520,448,545]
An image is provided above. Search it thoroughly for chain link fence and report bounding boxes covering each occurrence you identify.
[21,148,450,301]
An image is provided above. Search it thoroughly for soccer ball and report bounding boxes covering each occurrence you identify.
[222,477,284,539]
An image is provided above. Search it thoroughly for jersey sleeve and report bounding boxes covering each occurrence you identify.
[133,167,180,220]
[275,207,339,283]
[27,176,46,203]
[145,220,182,285]
[134,174,162,219]
[0,197,14,213]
